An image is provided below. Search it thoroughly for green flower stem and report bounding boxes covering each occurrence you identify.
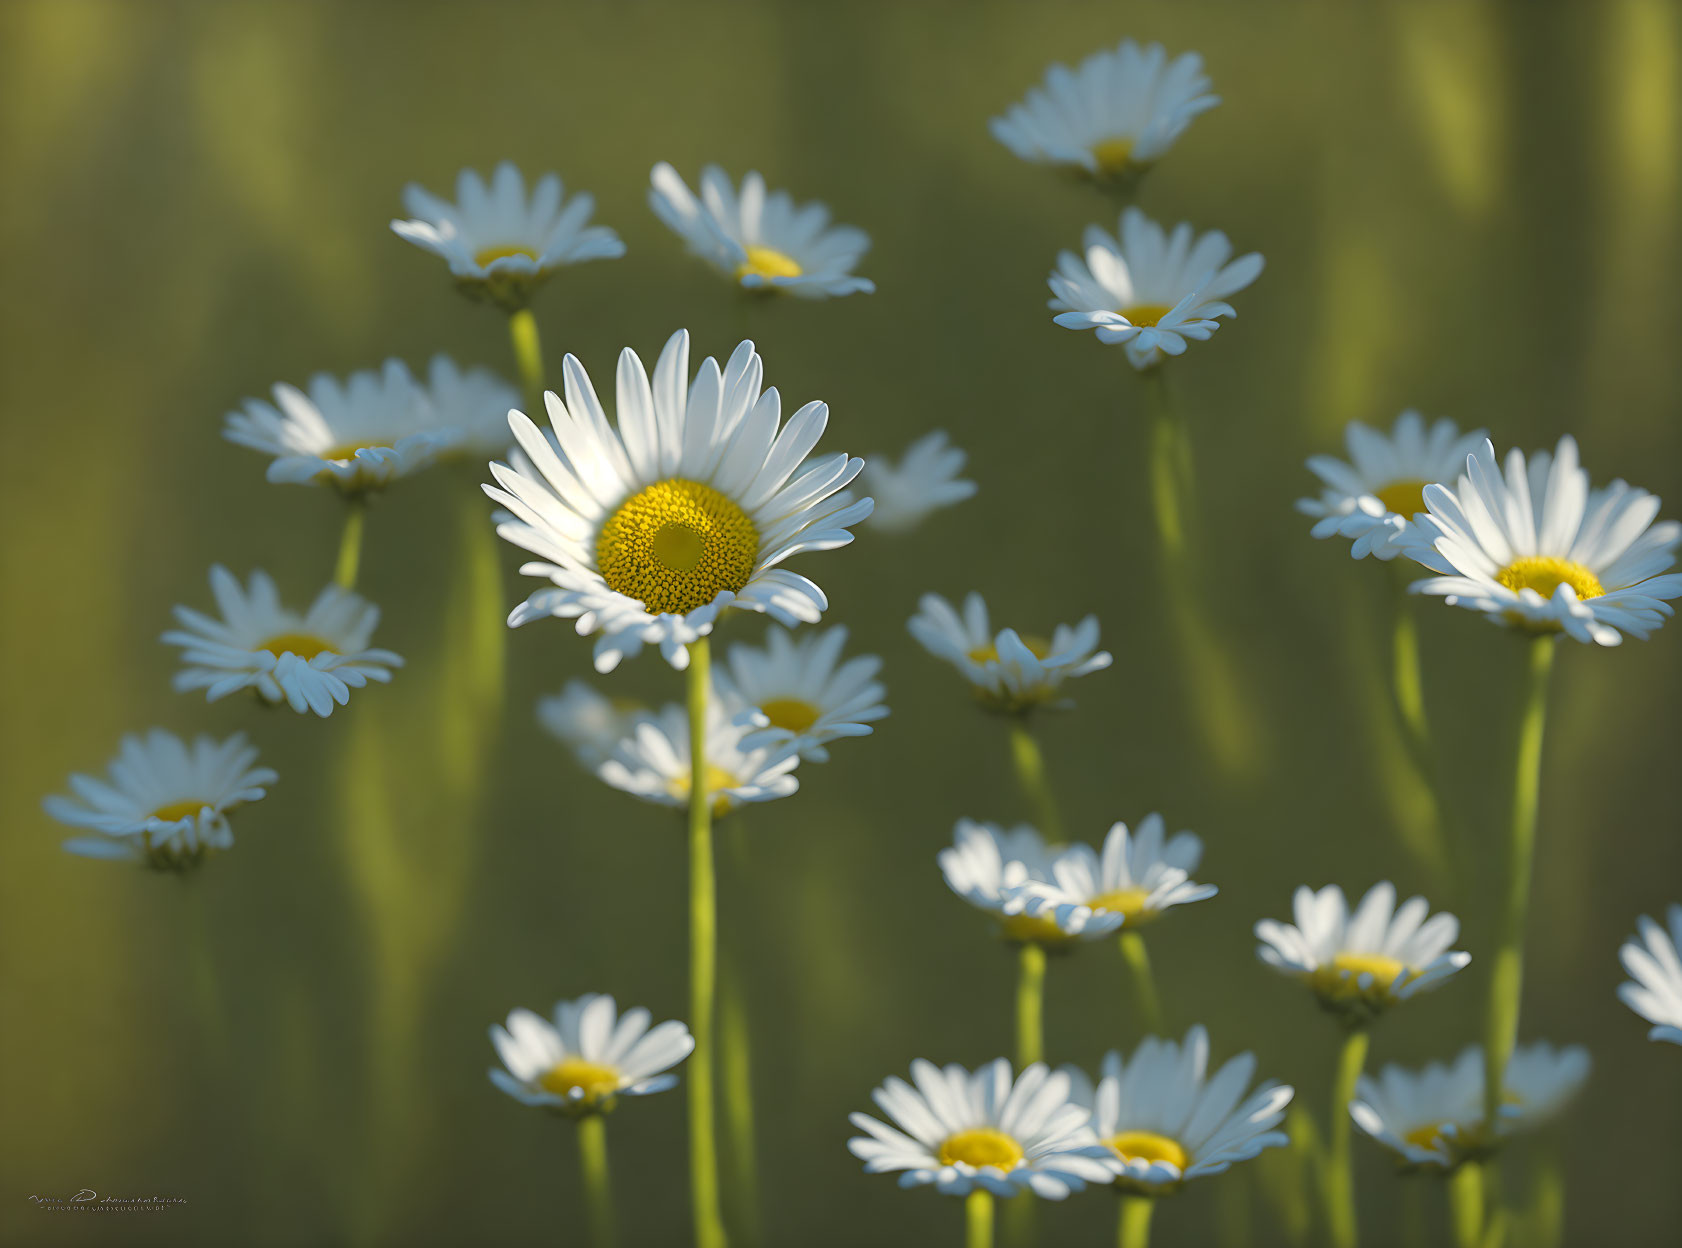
[1449,1163,1484,1248]
[1015,942,1046,1069]
[334,494,366,590]
[508,306,547,418]
[1118,1195,1155,1248]
[578,1114,616,1248]
[1117,930,1164,1035]
[1145,368,1193,562]
[1385,569,1457,894]
[965,1189,994,1248]
[686,637,727,1248]
[1006,719,1062,841]
[1484,636,1556,1130]
[719,957,762,1248]
[1323,1026,1369,1248]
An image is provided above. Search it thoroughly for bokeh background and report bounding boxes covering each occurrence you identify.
[4,2,1682,1245]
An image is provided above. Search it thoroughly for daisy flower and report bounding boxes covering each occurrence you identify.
[715,625,887,763]
[1349,1048,1484,1171]
[224,359,456,493]
[648,163,874,299]
[1010,815,1216,940]
[1255,882,1470,1023]
[162,566,403,717]
[489,993,693,1117]
[1297,411,1489,561]
[847,1059,1115,1199]
[391,163,625,309]
[596,696,799,816]
[419,354,522,458]
[1500,1042,1590,1134]
[1048,208,1264,371]
[939,819,1084,945]
[537,680,652,771]
[1619,905,1682,1046]
[861,431,978,535]
[909,592,1110,715]
[482,331,872,672]
[1065,1026,1293,1195]
[990,40,1218,181]
[44,730,276,871]
[1398,435,1682,645]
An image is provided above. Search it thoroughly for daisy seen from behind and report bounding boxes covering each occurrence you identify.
[715,625,887,763]
[1619,905,1682,1046]
[909,592,1110,716]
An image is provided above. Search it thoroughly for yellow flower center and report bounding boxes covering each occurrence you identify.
[735,245,804,282]
[320,440,391,462]
[967,635,1052,664]
[474,244,540,268]
[999,912,1073,946]
[150,799,206,823]
[670,764,744,817]
[538,1057,621,1104]
[1108,1130,1189,1172]
[937,1128,1024,1169]
[1403,1123,1454,1154]
[595,479,759,616]
[1090,136,1137,174]
[1310,952,1412,1000]
[760,697,821,735]
[1118,304,1173,329]
[1496,556,1605,601]
[1088,886,1155,923]
[259,632,339,661]
[1374,479,1429,518]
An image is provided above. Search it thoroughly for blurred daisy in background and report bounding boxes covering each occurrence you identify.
[538,680,651,771]
[483,331,872,672]
[939,819,1084,945]
[1349,1048,1483,1171]
[648,163,874,299]
[391,163,625,308]
[1255,882,1470,1023]
[1398,435,1682,645]
[1065,1026,1293,1194]
[1009,814,1216,940]
[1619,905,1682,1046]
[909,592,1110,715]
[990,39,1219,181]
[1048,208,1263,370]
[419,354,521,459]
[224,359,455,493]
[1297,411,1488,561]
[860,431,978,535]
[847,1059,1114,1199]
[716,625,887,763]
[44,730,276,871]
[1500,1041,1591,1135]
[163,566,402,717]
[597,696,799,815]
[488,993,694,1116]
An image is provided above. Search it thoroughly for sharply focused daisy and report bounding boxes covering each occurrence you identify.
[537,680,652,771]
[1048,208,1264,370]
[224,359,455,493]
[715,625,887,762]
[483,331,873,672]
[847,1059,1114,1199]
[391,163,625,308]
[1619,905,1682,1046]
[162,566,403,717]
[489,993,694,1116]
[1010,815,1216,939]
[990,40,1219,181]
[420,354,522,458]
[44,730,276,870]
[860,431,978,535]
[939,819,1085,945]
[1255,882,1470,1022]
[1348,1048,1483,1171]
[1065,1026,1293,1194]
[1297,411,1488,561]
[909,592,1110,714]
[597,696,800,815]
[648,163,874,299]
[1398,436,1682,645]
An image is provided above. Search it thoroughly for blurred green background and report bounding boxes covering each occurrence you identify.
[4,2,1681,1245]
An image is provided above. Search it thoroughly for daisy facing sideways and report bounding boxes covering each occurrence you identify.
[1048,208,1263,370]
[1010,814,1216,940]
[1297,411,1488,561]
[489,993,693,1116]
[1618,905,1682,1046]
[1398,435,1682,645]
[715,625,887,763]
[483,331,873,672]
[163,566,402,717]
[537,680,651,771]
[596,695,800,816]
[648,163,873,299]
[938,819,1096,946]
[44,730,276,871]
[909,592,1110,715]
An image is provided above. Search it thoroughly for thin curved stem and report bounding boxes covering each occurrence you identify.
[1323,1027,1369,1248]
[1007,719,1062,841]
[1015,943,1046,1069]
[508,306,546,418]
[334,495,366,590]
[1385,570,1458,895]
[965,1189,994,1248]
[1118,930,1164,1035]
[578,1114,616,1248]
[686,637,726,1248]
[1118,1195,1155,1248]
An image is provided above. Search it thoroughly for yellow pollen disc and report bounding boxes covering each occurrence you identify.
[595,479,758,616]
[1311,952,1412,999]
[1374,479,1429,518]
[968,634,1052,663]
[1108,1130,1189,1171]
[1402,1123,1452,1153]
[671,764,743,817]
[259,632,339,661]
[760,697,821,734]
[150,799,206,823]
[1118,304,1173,329]
[1090,136,1137,173]
[538,1057,620,1103]
[1496,556,1605,601]
[321,440,391,462]
[735,245,804,282]
[938,1128,1025,1169]
[999,912,1072,945]
[474,244,540,267]
[1088,886,1155,923]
